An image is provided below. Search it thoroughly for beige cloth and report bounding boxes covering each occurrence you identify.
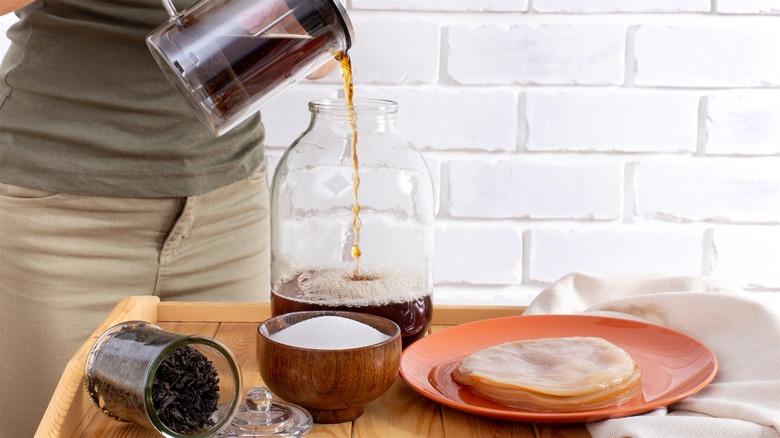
[524,273,780,438]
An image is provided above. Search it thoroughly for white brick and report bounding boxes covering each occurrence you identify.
[261,86,337,147]
[448,160,623,219]
[711,227,780,288]
[635,159,780,223]
[352,0,528,12]
[357,88,518,151]
[447,24,625,85]
[348,19,439,84]
[705,92,780,155]
[718,1,780,14]
[526,92,698,153]
[528,229,703,283]
[635,25,780,87]
[535,0,709,12]
[434,224,523,284]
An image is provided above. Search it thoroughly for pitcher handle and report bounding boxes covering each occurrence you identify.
[160,0,179,18]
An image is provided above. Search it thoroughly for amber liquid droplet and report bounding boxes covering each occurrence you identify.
[336,52,362,280]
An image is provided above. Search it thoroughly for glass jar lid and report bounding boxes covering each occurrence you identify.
[216,387,312,437]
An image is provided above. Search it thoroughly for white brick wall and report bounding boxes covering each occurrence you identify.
[528,228,704,283]
[447,160,623,220]
[357,88,519,151]
[634,25,780,87]
[447,24,626,85]
[635,158,780,223]
[534,1,710,13]
[717,1,780,14]
[434,224,523,285]
[352,0,528,12]
[3,3,779,305]
[711,227,780,288]
[705,92,780,155]
[526,92,699,152]
[348,19,440,84]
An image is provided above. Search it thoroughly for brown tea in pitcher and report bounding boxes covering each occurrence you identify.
[271,269,432,348]
[178,0,351,119]
[202,33,334,118]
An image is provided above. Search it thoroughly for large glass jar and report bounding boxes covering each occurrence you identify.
[270,98,434,348]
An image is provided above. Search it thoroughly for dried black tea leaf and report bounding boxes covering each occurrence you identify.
[152,345,221,434]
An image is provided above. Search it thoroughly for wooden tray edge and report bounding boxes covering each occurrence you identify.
[35,296,160,438]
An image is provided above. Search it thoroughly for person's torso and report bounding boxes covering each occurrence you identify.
[0,0,265,197]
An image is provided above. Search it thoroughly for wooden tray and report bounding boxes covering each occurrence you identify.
[35,296,590,437]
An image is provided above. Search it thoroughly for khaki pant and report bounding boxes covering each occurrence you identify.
[0,168,270,437]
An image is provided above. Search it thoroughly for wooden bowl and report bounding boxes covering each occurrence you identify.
[257,311,402,424]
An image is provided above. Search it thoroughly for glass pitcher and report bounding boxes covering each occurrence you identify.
[270,99,435,348]
[147,0,354,136]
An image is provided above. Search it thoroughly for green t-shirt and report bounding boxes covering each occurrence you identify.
[0,0,265,197]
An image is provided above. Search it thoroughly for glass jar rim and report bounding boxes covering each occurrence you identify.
[309,98,398,114]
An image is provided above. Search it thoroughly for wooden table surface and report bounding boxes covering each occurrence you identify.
[36,296,591,437]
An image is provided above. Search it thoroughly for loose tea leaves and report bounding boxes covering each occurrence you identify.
[152,345,221,434]
[86,323,237,435]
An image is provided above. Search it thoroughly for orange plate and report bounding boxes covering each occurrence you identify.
[400,314,718,423]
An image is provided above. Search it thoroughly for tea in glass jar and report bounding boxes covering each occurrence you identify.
[272,268,432,347]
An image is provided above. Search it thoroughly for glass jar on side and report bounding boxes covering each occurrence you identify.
[270,99,435,348]
[84,321,242,437]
